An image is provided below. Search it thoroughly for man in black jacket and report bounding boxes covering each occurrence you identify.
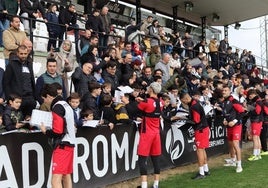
[3,45,36,116]
[58,4,79,47]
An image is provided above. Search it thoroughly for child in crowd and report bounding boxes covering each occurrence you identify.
[68,92,82,127]
[100,82,112,103]
[3,94,30,131]
[161,94,179,127]
[81,109,94,126]
[39,85,52,112]
[114,93,133,125]
[100,94,116,130]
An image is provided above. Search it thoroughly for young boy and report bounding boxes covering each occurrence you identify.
[68,92,82,127]
[3,94,30,131]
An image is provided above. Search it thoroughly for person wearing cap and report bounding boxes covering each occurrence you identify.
[136,82,164,188]
[179,91,210,179]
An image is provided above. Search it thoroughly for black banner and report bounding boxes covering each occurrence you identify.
[0,116,227,188]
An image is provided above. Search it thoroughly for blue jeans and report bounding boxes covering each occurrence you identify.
[0,19,9,46]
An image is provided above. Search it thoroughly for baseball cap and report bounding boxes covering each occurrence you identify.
[148,82,162,94]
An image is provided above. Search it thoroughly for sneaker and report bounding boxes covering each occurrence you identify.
[223,161,236,166]
[236,166,243,173]
[191,173,206,180]
[224,158,232,163]
[204,171,210,176]
[258,155,262,160]
[260,151,268,156]
[248,155,260,161]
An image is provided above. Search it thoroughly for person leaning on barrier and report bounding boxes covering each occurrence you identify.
[136,82,164,188]
[19,0,47,35]
[40,83,76,188]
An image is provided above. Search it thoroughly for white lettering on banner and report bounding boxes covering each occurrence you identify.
[0,146,18,188]
[22,143,44,188]
[73,137,90,183]
[92,135,109,177]
[131,131,139,170]
[210,125,225,140]
[111,132,129,174]
[209,139,225,147]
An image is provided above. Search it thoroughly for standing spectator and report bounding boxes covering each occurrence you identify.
[170,31,184,57]
[209,38,219,70]
[247,89,263,161]
[3,15,27,65]
[99,5,111,54]
[46,4,61,52]
[140,15,153,36]
[58,4,79,48]
[20,0,47,35]
[154,53,171,85]
[72,61,97,98]
[3,45,36,117]
[77,29,92,57]
[0,0,9,47]
[125,20,144,43]
[35,58,66,105]
[102,61,120,95]
[222,85,245,173]
[180,92,210,179]
[40,84,76,188]
[136,82,164,188]
[148,19,160,47]
[138,67,154,92]
[81,82,101,119]
[183,32,195,59]
[85,9,104,36]
[48,39,76,96]
[193,40,206,58]
[218,37,229,67]
[4,0,18,16]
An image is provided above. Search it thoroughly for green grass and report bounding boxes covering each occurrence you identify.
[160,155,268,188]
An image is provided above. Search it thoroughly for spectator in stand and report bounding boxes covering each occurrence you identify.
[20,0,47,35]
[121,52,134,81]
[169,31,184,57]
[3,45,36,117]
[121,42,132,58]
[125,19,144,43]
[140,15,153,36]
[138,67,154,92]
[35,58,66,105]
[158,26,173,54]
[0,0,9,47]
[80,35,99,56]
[147,45,161,69]
[85,9,104,36]
[48,39,76,96]
[80,82,102,120]
[234,48,240,63]
[100,94,116,129]
[246,51,256,71]
[58,4,79,48]
[154,53,171,85]
[209,38,219,70]
[148,19,160,47]
[183,32,195,59]
[218,37,229,68]
[3,15,27,65]
[77,29,91,56]
[72,60,97,99]
[193,39,206,57]
[99,5,111,55]
[46,4,61,52]
[3,94,31,131]
[0,67,4,114]
[102,61,120,95]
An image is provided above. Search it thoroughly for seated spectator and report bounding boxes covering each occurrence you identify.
[20,0,47,35]
[3,94,31,131]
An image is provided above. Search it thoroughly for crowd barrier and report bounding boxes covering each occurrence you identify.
[0,115,227,188]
